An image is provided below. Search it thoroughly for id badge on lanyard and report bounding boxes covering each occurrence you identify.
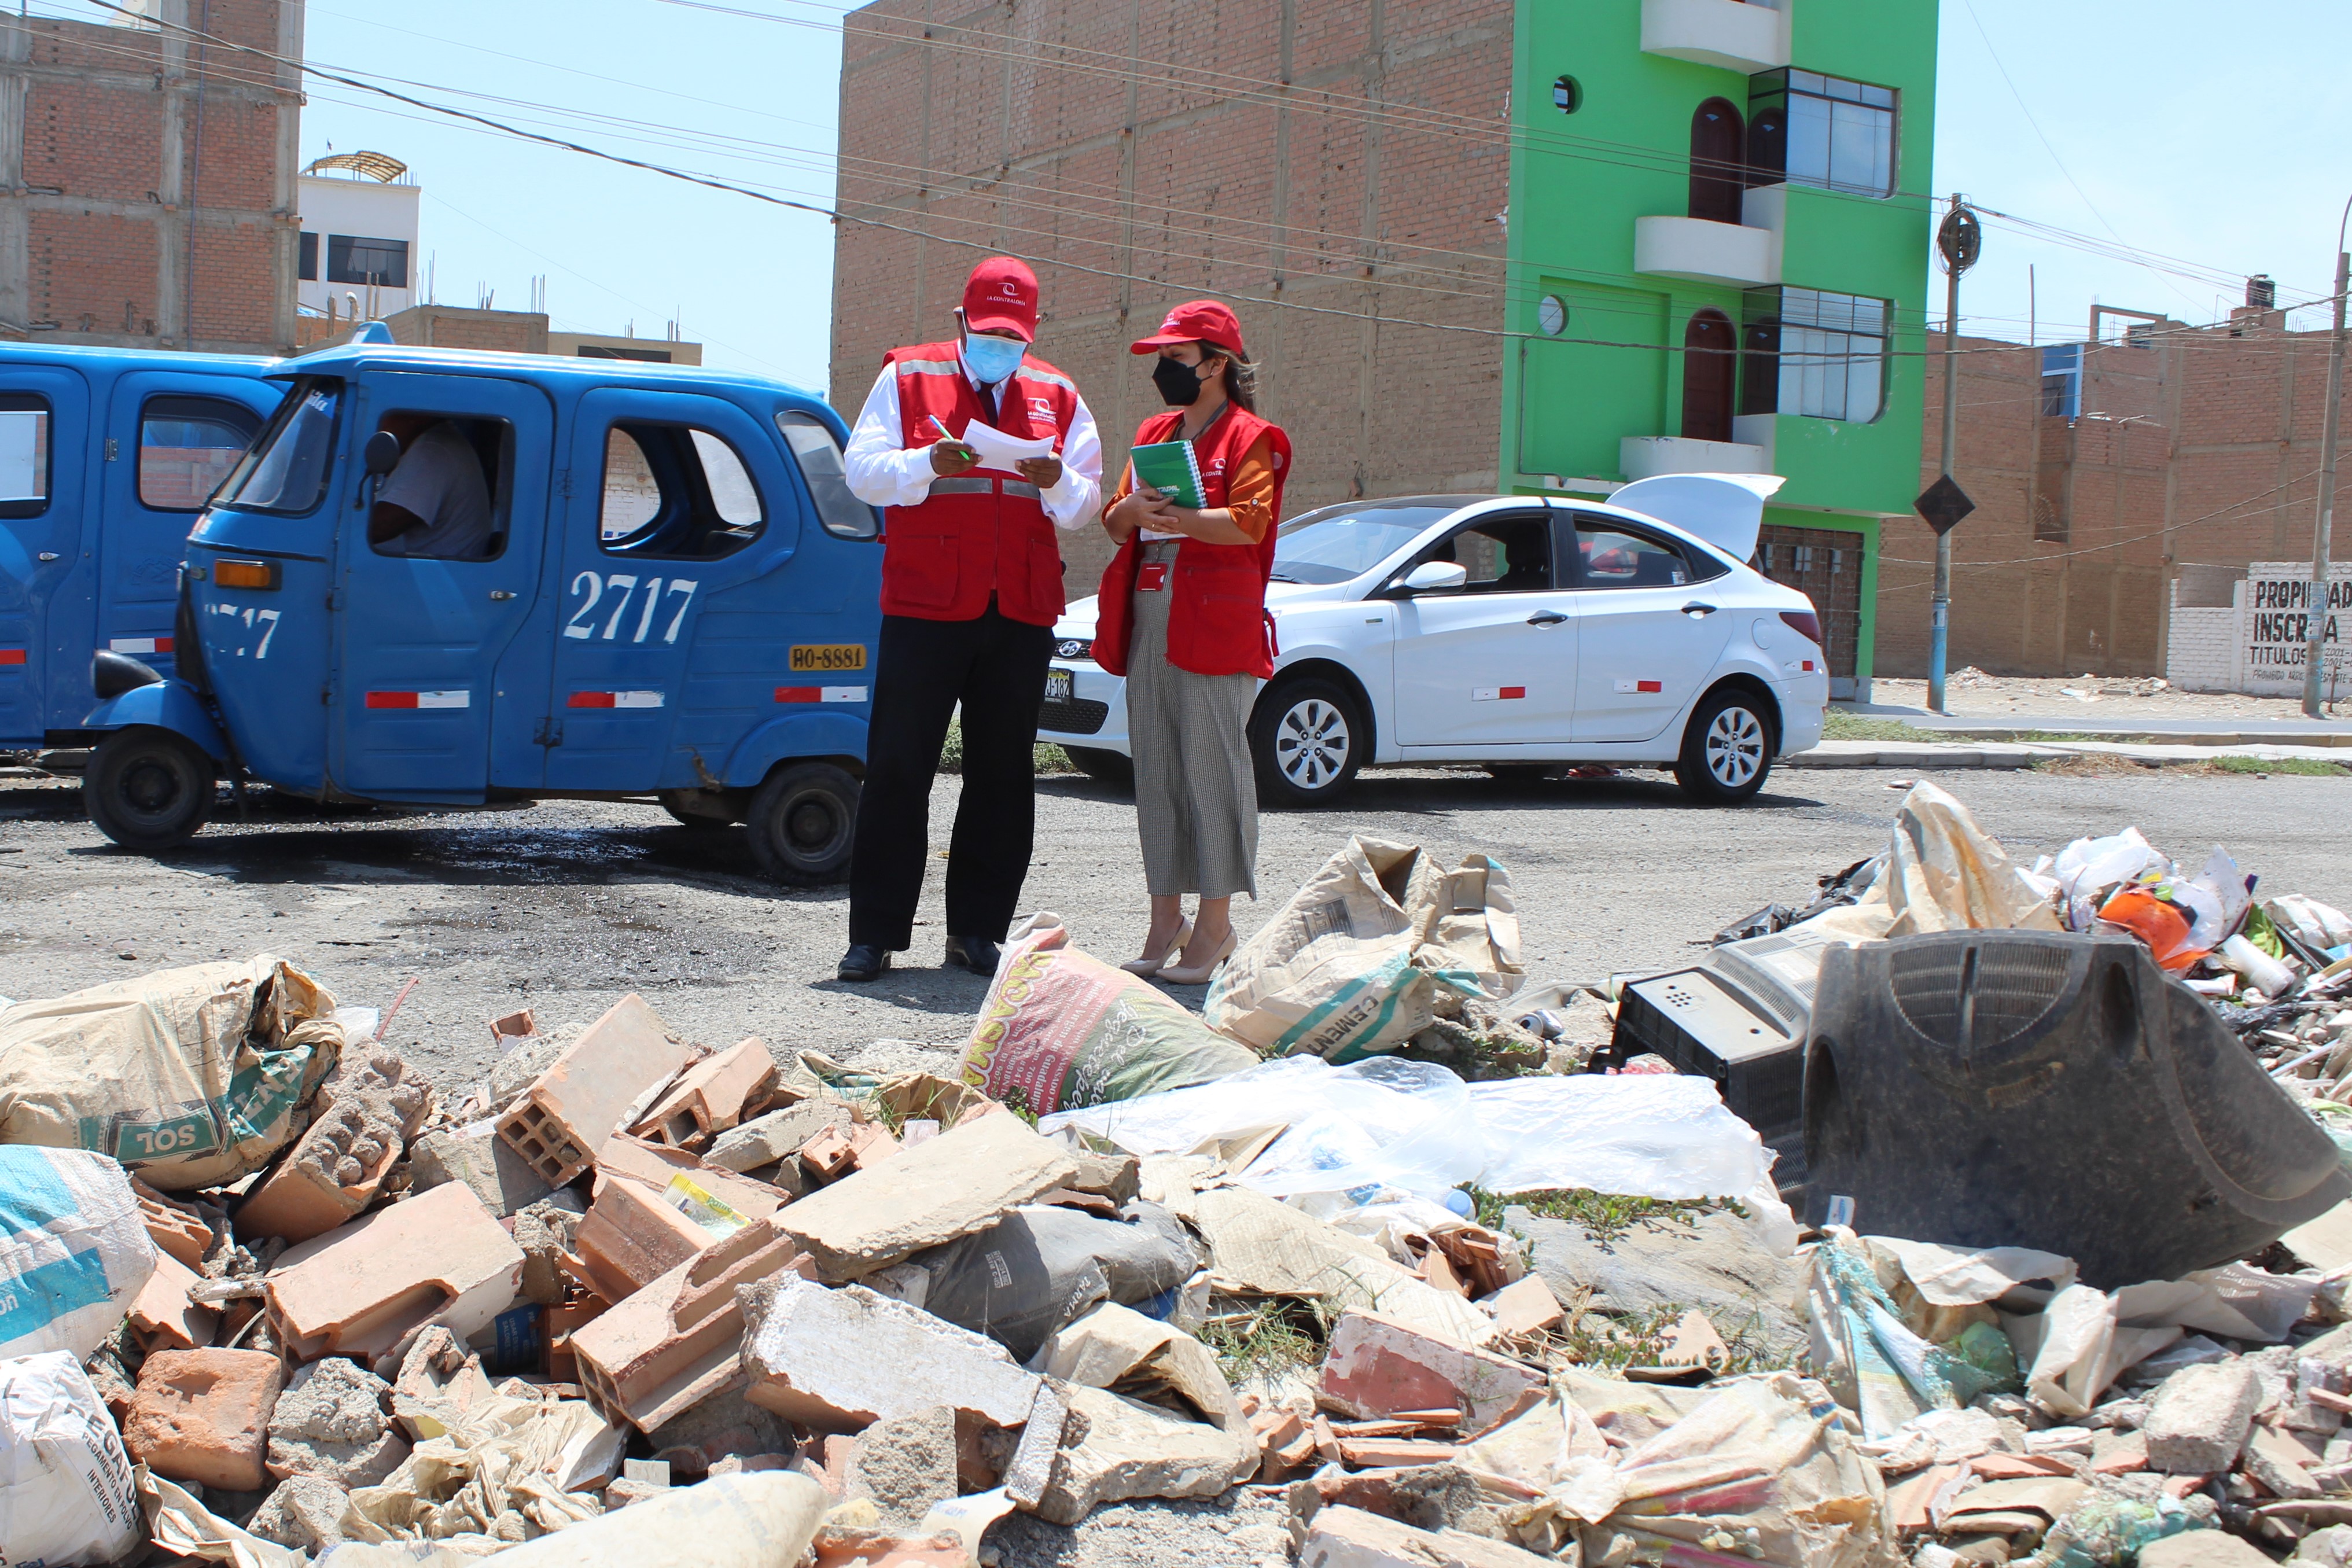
[1137,562,1169,592]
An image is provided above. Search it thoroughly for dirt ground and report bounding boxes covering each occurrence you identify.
[5,763,2349,1099]
[1871,669,2344,723]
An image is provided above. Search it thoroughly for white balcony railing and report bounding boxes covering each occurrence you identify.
[1621,435,1772,480]
[1640,0,1791,75]
[1633,215,1781,288]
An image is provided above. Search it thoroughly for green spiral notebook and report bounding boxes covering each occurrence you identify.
[1128,439,1206,509]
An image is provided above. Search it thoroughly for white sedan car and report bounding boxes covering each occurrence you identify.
[1039,473,1828,806]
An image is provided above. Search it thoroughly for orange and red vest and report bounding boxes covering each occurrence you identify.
[1092,404,1293,680]
[880,340,1081,626]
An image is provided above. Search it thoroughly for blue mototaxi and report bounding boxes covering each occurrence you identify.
[1,344,281,746]
[69,330,884,883]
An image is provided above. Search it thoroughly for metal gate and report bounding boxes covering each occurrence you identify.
[1756,525,1862,694]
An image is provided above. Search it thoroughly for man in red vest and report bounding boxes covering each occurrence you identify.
[838,256,1103,982]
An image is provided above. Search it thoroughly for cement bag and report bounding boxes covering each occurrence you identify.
[0,1146,157,1361]
[1205,838,1523,1063]
[901,1202,1201,1360]
[0,955,343,1190]
[0,1350,145,1567]
[960,916,1258,1115]
[1868,782,2063,938]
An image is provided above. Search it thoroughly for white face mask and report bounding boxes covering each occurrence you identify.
[962,333,1027,385]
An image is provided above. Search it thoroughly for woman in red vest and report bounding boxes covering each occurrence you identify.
[1095,301,1291,985]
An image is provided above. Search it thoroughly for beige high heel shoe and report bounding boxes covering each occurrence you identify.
[1158,927,1237,985]
[1119,919,1193,977]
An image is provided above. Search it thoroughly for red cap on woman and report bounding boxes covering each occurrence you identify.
[1131,299,1245,356]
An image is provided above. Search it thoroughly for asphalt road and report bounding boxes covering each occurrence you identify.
[3,762,2349,1098]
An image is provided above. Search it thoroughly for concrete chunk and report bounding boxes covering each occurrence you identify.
[1319,1311,1545,1432]
[124,1348,286,1492]
[265,1179,525,1362]
[775,1113,1081,1281]
[1031,1385,1257,1526]
[246,1476,389,1554]
[1299,1504,1560,1568]
[845,1405,959,1530]
[407,1126,554,1217]
[2138,1531,2276,1568]
[706,1098,855,1174]
[498,993,691,1186]
[2145,1359,2263,1475]
[738,1276,1040,1433]
[266,1357,409,1489]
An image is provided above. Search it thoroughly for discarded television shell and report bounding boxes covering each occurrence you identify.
[1802,930,2351,1287]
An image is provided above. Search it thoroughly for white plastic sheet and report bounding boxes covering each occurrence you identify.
[0,1351,144,1567]
[1046,1057,1784,1218]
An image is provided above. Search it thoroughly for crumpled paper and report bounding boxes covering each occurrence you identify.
[139,1468,310,1568]
[351,1381,620,1544]
[1861,782,2063,938]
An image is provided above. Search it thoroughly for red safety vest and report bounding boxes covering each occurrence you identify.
[880,340,1081,625]
[1092,403,1293,680]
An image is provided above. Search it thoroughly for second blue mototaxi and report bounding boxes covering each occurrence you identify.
[69,329,884,883]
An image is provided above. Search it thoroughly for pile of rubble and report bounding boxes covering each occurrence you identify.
[3,787,2352,1568]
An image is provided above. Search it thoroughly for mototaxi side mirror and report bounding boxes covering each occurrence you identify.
[1394,560,1469,595]
[363,429,403,477]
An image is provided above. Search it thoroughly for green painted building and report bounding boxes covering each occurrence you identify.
[1501,0,1939,697]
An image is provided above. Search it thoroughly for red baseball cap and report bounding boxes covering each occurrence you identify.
[1131,299,1245,357]
[962,257,1039,343]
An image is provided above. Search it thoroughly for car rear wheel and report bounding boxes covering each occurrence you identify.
[1062,746,1134,786]
[1250,677,1365,807]
[745,762,858,884]
[85,726,215,851]
[1674,687,1775,805]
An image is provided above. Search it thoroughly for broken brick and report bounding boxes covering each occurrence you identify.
[631,1038,778,1147]
[123,1348,286,1492]
[131,1176,214,1271]
[571,1173,723,1303]
[595,1133,787,1223]
[1318,1310,1545,1433]
[1298,1504,1557,1568]
[497,993,691,1186]
[1482,1275,1562,1338]
[1335,1438,1461,1468]
[128,1247,220,1352]
[266,1180,525,1362]
[570,1217,811,1432]
[236,1050,436,1245]
[799,1124,857,1182]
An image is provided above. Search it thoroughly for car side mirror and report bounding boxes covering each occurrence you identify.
[363,430,402,476]
[1394,560,1469,596]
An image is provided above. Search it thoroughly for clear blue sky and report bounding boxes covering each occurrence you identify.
[76,0,2352,382]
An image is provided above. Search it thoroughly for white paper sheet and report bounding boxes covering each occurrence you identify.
[958,418,1055,470]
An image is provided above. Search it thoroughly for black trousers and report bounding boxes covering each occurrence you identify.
[848,603,1055,950]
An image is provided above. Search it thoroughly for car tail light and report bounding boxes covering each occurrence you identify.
[1780,609,1822,646]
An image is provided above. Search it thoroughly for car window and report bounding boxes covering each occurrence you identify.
[1416,513,1554,592]
[369,413,511,561]
[599,421,765,559]
[1567,518,1695,590]
[1272,502,1462,584]
[138,395,263,511]
[775,411,879,540]
[218,379,339,516]
[0,392,51,519]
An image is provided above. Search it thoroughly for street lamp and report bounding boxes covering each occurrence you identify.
[2302,194,2350,719]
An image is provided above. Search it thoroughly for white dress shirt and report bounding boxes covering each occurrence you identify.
[842,349,1103,531]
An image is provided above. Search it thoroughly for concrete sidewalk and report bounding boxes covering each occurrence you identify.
[1834,702,2352,748]
[1788,737,2352,770]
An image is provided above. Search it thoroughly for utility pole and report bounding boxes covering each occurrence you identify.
[1921,197,1981,714]
[2304,204,2350,718]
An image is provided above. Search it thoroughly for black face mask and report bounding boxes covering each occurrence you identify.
[1151,355,1207,407]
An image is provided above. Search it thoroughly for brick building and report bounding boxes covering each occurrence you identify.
[830,0,1517,589]
[0,0,305,356]
[1880,307,2351,680]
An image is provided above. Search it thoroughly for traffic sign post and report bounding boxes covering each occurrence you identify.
[1928,197,1981,715]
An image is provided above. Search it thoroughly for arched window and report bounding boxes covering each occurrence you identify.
[1688,98,1746,225]
[1682,310,1738,444]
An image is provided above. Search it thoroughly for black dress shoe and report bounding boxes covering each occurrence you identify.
[837,943,891,982]
[944,934,1002,976]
